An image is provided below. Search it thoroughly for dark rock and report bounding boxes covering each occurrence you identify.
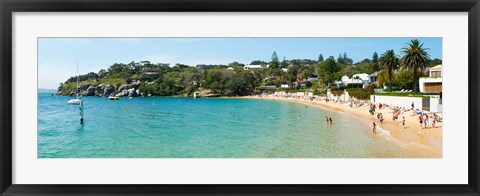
[95,85,104,96]
[84,86,96,96]
[128,88,137,97]
[129,81,141,89]
[78,84,90,91]
[118,85,129,93]
[104,85,115,96]
[116,89,128,97]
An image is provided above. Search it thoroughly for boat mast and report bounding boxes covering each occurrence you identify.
[76,60,79,98]
[77,60,84,124]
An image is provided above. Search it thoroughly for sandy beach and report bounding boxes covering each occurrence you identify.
[241,95,442,158]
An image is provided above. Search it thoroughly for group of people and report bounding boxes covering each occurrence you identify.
[376,113,384,124]
[418,113,439,128]
[368,103,377,115]
[325,116,333,125]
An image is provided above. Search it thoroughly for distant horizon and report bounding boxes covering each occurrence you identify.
[38,37,442,89]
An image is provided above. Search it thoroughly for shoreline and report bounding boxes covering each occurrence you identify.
[239,95,442,158]
[49,93,442,157]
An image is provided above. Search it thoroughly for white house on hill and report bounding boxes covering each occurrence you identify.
[244,64,269,70]
[419,65,442,93]
[336,73,371,87]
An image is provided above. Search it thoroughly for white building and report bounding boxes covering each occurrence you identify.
[244,64,269,70]
[336,73,371,87]
[419,65,442,93]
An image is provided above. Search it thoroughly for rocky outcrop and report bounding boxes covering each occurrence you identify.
[95,85,104,96]
[128,88,137,97]
[82,85,96,96]
[116,89,129,97]
[130,81,141,89]
[103,85,115,96]
[57,81,145,97]
[118,85,129,93]
[78,84,90,91]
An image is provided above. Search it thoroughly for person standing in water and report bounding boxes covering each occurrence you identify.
[329,117,333,125]
[325,116,329,124]
[431,113,436,128]
[424,114,429,128]
[401,117,406,129]
[419,114,423,128]
[372,122,377,134]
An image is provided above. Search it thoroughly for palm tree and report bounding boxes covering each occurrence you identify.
[379,49,399,92]
[401,39,430,92]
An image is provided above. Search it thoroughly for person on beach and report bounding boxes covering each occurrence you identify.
[419,114,423,128]
[424,114,429,128]
[401,117,406,129]
[325,116,329,124]
[411,102,414,110]
[372,122,377,134]
[380,113,384,124]
[329,117,333,125]
[431,114,436,128]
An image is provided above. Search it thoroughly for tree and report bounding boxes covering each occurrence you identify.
[271,51,279,63]
[318,54,324,61]
[228,61,245,67]
[280,56,289,68]
[372,52,379,64]
[401,39,431,92]
[250,60,267,65]
[370,51,380,73]
[379,49,400,92]
[427,58,442,67]
[318,56,342,87]
[98,69,107,78]
[270,51,280,68]
[337,53,344,64]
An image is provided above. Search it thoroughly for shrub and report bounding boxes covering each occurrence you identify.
[346,83,363,89]
[347,84,375,99]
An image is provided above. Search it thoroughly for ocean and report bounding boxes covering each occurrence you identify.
[38,92,425,158]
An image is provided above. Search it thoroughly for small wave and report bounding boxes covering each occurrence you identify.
[375,125,391,137]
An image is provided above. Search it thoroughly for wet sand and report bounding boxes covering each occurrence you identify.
[240,96,442,158]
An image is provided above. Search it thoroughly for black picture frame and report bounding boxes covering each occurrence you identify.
[1,0,479,195]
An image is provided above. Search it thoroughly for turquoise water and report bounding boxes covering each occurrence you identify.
[38,92,424,158]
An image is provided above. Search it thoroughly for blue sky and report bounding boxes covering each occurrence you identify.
[38,37,442,89]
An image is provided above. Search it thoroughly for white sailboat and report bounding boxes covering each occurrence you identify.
[67,61,82,105]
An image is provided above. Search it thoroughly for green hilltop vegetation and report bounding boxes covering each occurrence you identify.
[57,39,441,98]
